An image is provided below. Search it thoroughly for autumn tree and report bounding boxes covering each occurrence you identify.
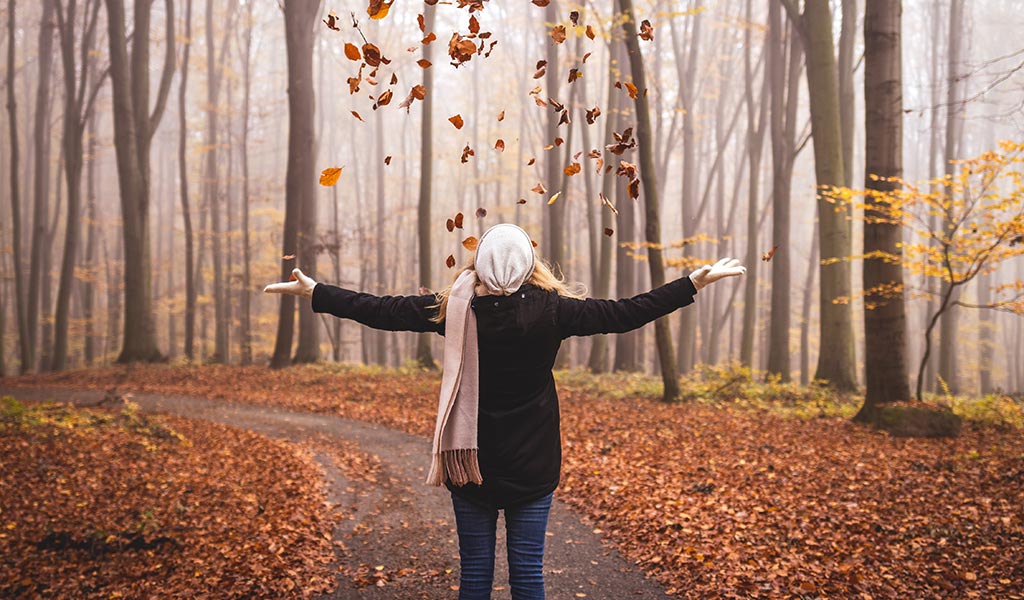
[415,1,438,370]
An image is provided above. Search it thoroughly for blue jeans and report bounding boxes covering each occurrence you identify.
[450,491,553,600]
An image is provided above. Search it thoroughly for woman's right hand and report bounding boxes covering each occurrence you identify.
[263,268,317,299]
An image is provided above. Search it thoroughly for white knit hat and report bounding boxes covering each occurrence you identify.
[474,223,536,295]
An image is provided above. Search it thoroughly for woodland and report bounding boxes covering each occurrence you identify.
[1,0,1023,598]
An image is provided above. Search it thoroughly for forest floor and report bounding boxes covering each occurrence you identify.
[3,363,1024,599]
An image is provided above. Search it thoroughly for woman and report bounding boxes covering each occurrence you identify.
[264,222,745,600]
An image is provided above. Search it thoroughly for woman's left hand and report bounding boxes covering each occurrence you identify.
[688,258,746,291]
[264,268,317,299]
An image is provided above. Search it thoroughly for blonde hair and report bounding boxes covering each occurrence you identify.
[427,249,587,324]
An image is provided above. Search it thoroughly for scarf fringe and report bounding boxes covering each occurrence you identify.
[425,448,483,487]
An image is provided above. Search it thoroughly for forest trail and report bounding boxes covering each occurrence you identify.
[2,384,668,600]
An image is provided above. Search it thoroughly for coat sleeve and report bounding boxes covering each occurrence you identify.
[555,276,698,339]
[311,283,445,335]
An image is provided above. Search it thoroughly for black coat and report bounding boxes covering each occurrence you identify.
[310,275,699,509]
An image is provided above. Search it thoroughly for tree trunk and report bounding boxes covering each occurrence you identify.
[6,0,32,374]
[177,0,196,359]
[415,0,437,370]
[238,0,253,365]
[27,0,57,371]
[857,0,912,419]
[544,1,565,279]
[271,0,319,368]
[766,3,801,380]
[105,0,175,364]
[83,108,98,365]
[617,0,680,402]
[800,0,858,390]
[938,0,965,394]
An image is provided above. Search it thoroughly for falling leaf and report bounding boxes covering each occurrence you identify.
[417,13,426,32]
[532,182,547,195]
[422,32,437,45]
[550,25,567,44]
[446,218,455,232]
[564,163,581,177]
[319,167,343,187]
[497,110,505,121]
[454,212,464,228]
[628,178,640,200]
[569,10,580,26]
[463,236,479,251]
[495,139,505,152]
[468,15,481,35]
[475,207,487,218]
[586,24,596,40]
[582,52,592,64]
[368,0,393,20]
[554,137,564,146]
[585,106,601,124]
[373,89,393,109]
[282,254,296,261]
[547,191,561,205]
[398,85,427,112]
[384,156,392,165]
[461,144,475,163]
[624,82,639,99]
[603,227,614,236]
[344,43,361,61]
[351,110,364,122]
[324,11,341,31]
[448,32,477,66]
[762,245,779,262]
[449,114,465,129]
[446,254,456,268]
[568,68,581,83]
[517,198,527,204]
[417,58,433,68]
[531,239,538,247]
[606,127,636,155]
[527,157,536,166]
[362,43,387,67]
[599,192,619,215]
[639,19,654,41]
[531,0,550,6]
[390,72,398,85]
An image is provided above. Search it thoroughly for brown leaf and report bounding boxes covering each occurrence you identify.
[495,139,505,152]
[604,227,614,236]
[624,82,638,99]
[454,212,464,229]
[446,218,455,232]
[586,24,596,40]
[599,192,619,215]
[461,144,475,163]
[762,245,779,262]
[564,162,581,176]
[448,32,477,66]
[462,236,479,251]
[527,157,536,166]
[351,110,364,122]
[362,43,385,67]
[446,254,456,268]
[550,24,567,44]
[568,68,581,83]
[368,0,393,20]
[569,10,580,26]
[344,43,361,61]
[422,32,437,45]
[384,155,392,166]
[638,19,654,41]
[418,13,426,32]
[531,0,550,6]
[531,182,547,195]
[497,110,505,121]
[475,207,487,218]
[585,106,602,124]
[417,58,433,68]
[517,198,527,204]
[323,11,341,31]
[373,89,393,109]
[319,167,343,187]
[449,114,465,129]
[582,52,592,64]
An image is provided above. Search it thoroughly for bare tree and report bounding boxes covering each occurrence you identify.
[103,0,176,363]
[616,0,681,402]
[415,1,437,369]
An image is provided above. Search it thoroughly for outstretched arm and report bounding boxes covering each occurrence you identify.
[556,257,745,338]
[264,268,443,334]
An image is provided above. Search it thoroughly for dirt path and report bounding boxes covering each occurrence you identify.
[2,384,668,600]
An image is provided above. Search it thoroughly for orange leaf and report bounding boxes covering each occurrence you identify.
[462,236,479,251]
[344,43,361,61]
[319,167,343,187]
[449,114,465,129]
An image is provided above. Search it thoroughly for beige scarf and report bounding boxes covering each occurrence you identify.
[425,223,536,487]
[425,268,484,486]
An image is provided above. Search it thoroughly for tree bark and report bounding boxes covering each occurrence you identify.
[857,0,912,418]
[271,0,319,368]
[617,0,681,402]
[414,2,437,370]
[796,0,859,390]
[104,0,175,363]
